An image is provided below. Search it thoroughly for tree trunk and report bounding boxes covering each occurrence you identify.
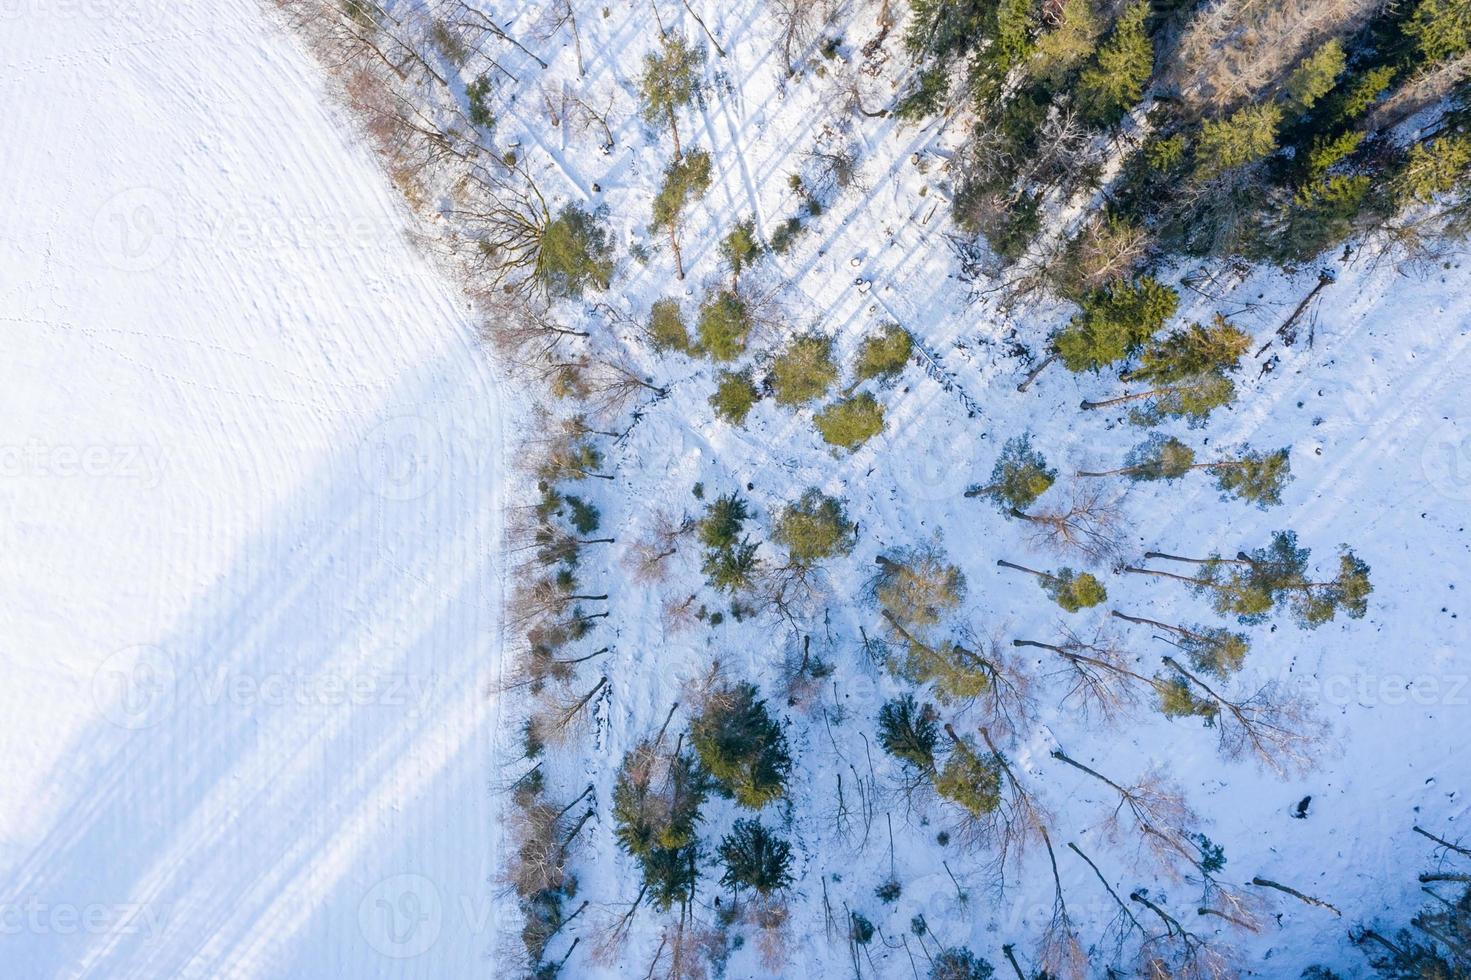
[1122,565,1214,587]
[1016,353,1058,392]
[996,558,1051,581]
[1080,388,1164,411]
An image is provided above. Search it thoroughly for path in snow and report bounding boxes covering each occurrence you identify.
[0,2,504,977]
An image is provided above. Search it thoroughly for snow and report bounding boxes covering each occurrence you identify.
[1,0,1468,978]
[0,2,506,976]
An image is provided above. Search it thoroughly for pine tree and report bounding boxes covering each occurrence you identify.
[696,288,751,361]
[1081,372,1237,427]
[1055,276,1180,372]
[1111,610,1251,677]
[996,559,1106,612]
[773,489,854,565]
[929,947,995,980]
[898,636,995,703]
[877,694,941,772]
[874,546,967,630]
[612,742,708,858]
[1157,673,1219,720]
[1396,134,1471,205]
[1193,104,1283,181]
[641,842,700,911]
[1078,434,1198,481]
[537,205,614,298]
[702,538,760,592]
[1123,314,1249,384]
[721,217,763,285]
[709,370,758,424]
[1284,39,1346,113]
[1076,0,1154,127]
[1404,0,1471,61]
[718,818,794,895]
[648,298,691,353]
[903,0,992,61]
[815,393,886,450]
[770,334,839,406]
[966,433,1056,510]
[934,728,1004,816]
[1214,447,1292,507]
[699,492,751,550]
[1030,0,1102,87]
[651,150,712,279]
[691,682,792,809]
[855,323,914,383]
[640,32,704,157]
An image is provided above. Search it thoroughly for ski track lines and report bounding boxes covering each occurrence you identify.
[0,3,504,978]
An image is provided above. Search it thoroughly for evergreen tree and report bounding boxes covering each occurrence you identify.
[895,67,951,122]
[874,546,968,630]
[640,32,704,157]
[1043,567,1108,612]
[1194,104,1283,181]
[1124,315,1251,384]
[934,729,1004,816]
[1076,0,1154,127]
[815,393,886,450]
[696,289,751,361]
[966,433,1056,510]
[612,742,708,858]
[466,75,495,129]
[1214,447,1292,507]
[1157,673,1219,720]
[1055,276,1180,372]
[899,637,994,703]
[1178,624,1250,677]
[718,819,794,895]
[877,694,941,772]
[709,370,758,424]
[1284,39,1346,113]
[537,205,614,298]
[1396,134,1471,205]
[930,947,995,980]
[641,842,700,911]
[855,323,914,382]
[651,150,713,279]
[702,538,761,592]
[770,334,839,406]
[1030,0,1102,87]
[648,297,691,353]
[699,492,751,550]
[903,0,991,61]
[773,489,854,565]
[1083,372,1237,426]
[721,217,763,284]
[1404,0,1471,61]
[691,682,792,809]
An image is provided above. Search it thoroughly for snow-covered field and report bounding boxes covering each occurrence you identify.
[1,0,1469,978]
[0,2,506,976]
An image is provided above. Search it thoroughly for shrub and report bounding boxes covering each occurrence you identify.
[930,947,995,980]
[854,323,913,382]
[697,290,751,361]
[466,75,495,129]
[709,370,758,424]
[721,217,764,282]
[771,334,838,405]
[815,393,885,450]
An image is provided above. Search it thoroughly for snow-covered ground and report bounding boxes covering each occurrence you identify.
[0,2,506,976]
[1,0,1468,977]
